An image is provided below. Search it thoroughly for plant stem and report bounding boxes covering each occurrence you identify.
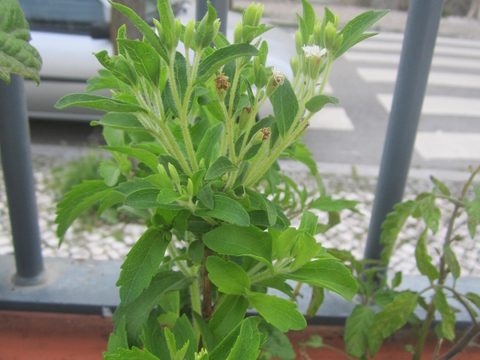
[412,299,437,360]
[438,321,480,360]
[202,247,213,320]
[190,277,202,340]
[291,282,303,302]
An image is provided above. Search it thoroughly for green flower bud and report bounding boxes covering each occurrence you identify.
[212,19,221,41]
[334,14,340,29]
[243,3,260,27]
[307,34,314,46]
[254,58,267,88]
[187,178,194,197]
[184,19,195,50]
[254,4,264,27]
[324,22,336,51]
[290,56,299,77]
[333,34,343,53]
[221,174,228,182]
[199,158,206,169]
[239,107,252,131]
[265,67,284,97]
[157,164,168,177]
[234,21,243,43]
[313,23,322,46]
[196,2,217,50]
[295,30,303,55]
[164,232,172,242]
[168,163,180,184]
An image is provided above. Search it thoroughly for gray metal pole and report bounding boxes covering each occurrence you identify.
[0,74,45,285]
[364,0,445,262]
[196,0,228,35]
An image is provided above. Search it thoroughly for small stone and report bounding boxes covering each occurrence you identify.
[106,250,120,260]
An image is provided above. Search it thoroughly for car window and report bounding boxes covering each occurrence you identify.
[19,0,105,35]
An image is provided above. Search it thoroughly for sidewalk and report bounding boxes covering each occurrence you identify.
[233,0,480,38]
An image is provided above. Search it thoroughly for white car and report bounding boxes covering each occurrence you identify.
[22,0,293,122]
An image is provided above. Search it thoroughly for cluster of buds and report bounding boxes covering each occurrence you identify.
[196,2,221,50]
[214,73,231,102]
[234,3,264,43]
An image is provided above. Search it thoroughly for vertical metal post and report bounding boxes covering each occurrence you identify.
[196,0,228,35]
[0,74,45,285]
[364,0,445,262]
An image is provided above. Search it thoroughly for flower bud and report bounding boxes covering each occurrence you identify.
[187,178,194,197]
[184,19,195,50]
[221,174,228,182]
[290,56,299,77]
[313,23,322,46]
[254,4,264,27]
[307,34,314,46]
[157,164,168,177]
[295,30,303,55]
[333,34,343,53]
[243,3,261,27]
[334,14,340,29]
[254,58,267,88]
[214,73,230,102]
[265,67,284,97]
[239,107,252,131]
[234,21,243,43]
[250,130,264,145]
[212,19,221,41]
[168,163,180,184]
[199,158,206,169]
[324,22,336,51]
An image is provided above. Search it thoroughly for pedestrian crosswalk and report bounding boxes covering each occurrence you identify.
[338,31,480,163]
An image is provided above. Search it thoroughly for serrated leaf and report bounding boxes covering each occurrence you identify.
[419,195,441,234]
[258,322,296,360]
[196,194,250,227]
[299,210,318,236]
[344,305,375,357]
[368,292,417,356]
[117,228,170,306]
[434,289,456,341]
[415,230,440,282]
[102,146,158,172]
[203,225,272,266]
[226,316,262,360]
[109,0,169,63]
[112,270,193,347]
[245,189,277,227]
[247,292,306,332]
[335,9,389,59]
[192,311,215,352]
[105,316,129,355]
[196,122,224,168]
[465,186,480,238]
[207,256,250,295]
[430,176,451,196]
[195,44,259,84]
[305,95,339,113]
[100,160,121,187]
[205,156,237,180]
[286,259,358,301]
[380,200,417,263]
[104,346,159,360]
[444,245,461,279]
[209,295,249,339]
[290,233,322,270]
[0,0,41,84]
[55,180,111,241]
[270,78,298,137]
[55,93,147,113]
[306,286,325,318]
[310,196,358,212]
[92,112,145,131]
[171,315,196,360]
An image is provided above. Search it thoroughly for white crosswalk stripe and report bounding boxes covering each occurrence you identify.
[308,108,355,131]
[344,32,480,161]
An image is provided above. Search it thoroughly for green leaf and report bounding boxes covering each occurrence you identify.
[226,316,263,360]
[118,39,161,87]
[102,146,158,172]
[282,142,318,176]
[434,289,456,341]
[206,257,250,295]
[465,185,480,238]
[290,232,322,270]
[209,295,249,339]
[197,184,214,210]
[335,10,389,59]
[157,189,181,205]
[310,196,358,212]
[269,78,298,137]
[391,271,403,289]
[245,189,277,227]
[124,188,164,209]
[157,0,176,51]
[247,292,306,332]
[112,270,193,347]
[196,194,250,227]
[258,321,296,360]
[301,0,316,34]
[94,50,137,87]
[104,346,159,360]
[0,0,42,84]
[86,71,120,92]
[306,286,325,318]
[344,305,375,358]
[205,156,238,180]
[141,311,165,358]
[368,292,417,356]
[117,228,170,306]
[105,316,129,355]
[415,230,440,282]
[296,14,309,47]
[92,113,145,131]
[419,195,441,234]
[299,210,318,236]
[173,51,188,102]
[465,292,480,311]
[100,160,120,187]
[203,225,272,265]
[430,176,451,196]
[305,95,339,113]
[380,200,417,263]
[55,93,147,113]
[171,315,196,360]
[286,259,358,301]
[444,245,461,279]
[192,312,215,352]
[97,190,126,217]
[55,180,111,241]
[196,122,224,167]
[196,44,259,84]
[109,0,169,63]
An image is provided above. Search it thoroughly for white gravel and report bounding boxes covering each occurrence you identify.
[0,149,479,277]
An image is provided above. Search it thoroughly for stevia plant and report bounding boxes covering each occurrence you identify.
[54,1,386,358]
[333,166,480,360]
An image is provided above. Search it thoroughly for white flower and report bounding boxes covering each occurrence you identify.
[271,67,284,85]
[302,45,327,59]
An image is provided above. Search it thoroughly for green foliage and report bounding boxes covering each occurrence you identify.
[344,305,375,357]
[0,0,42,84]
[53,1,386,358]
